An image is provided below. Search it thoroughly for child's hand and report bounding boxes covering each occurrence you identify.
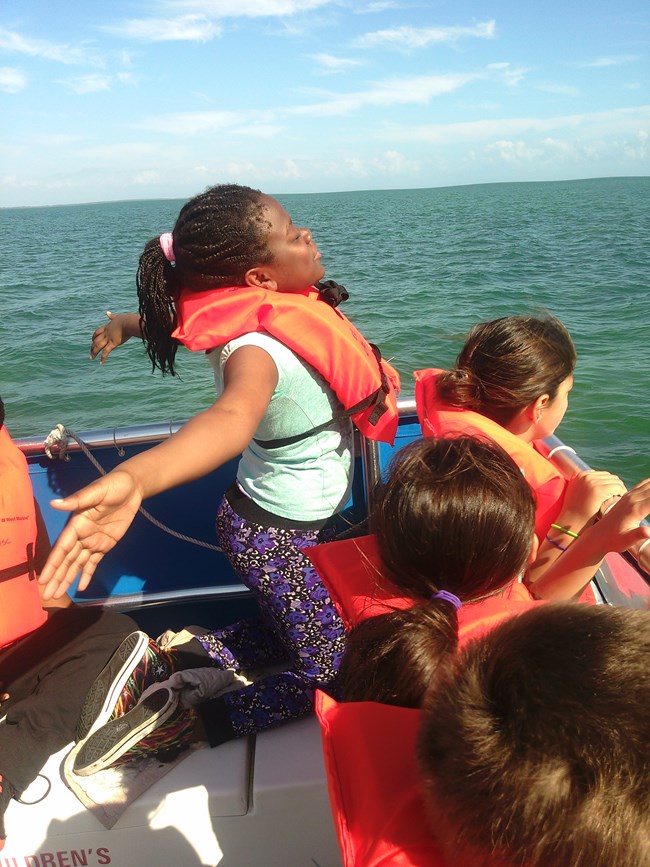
[90,311,141,364]
[39,470,143,599]
[594,478,650,556]
[561,469,627,526]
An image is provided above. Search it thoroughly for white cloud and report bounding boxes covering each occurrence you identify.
[369,149,418,174]
[309,53,363,74]
[488,62,531,87]
[379,105,650,145]
[134,170,161,185]
[0,27,102,66]
[573,55,638,68]
[58,73,112,94]
[168,0,334,17]
[245,124,285,138]
[354,20,496,50]
[35,133,84,147]
[0,67,27,93]
[1,175,39,189]
[288,73,480,117]
[74,142,163,160]
[223,160,262,176]
[536,83,579,96]
[485,140,543,163]
[102,15,222,43]
[138,110,243,135]
[622,129,648,160]
[356,2,401,12]
[480,129,649,170]
[274,159,301,178]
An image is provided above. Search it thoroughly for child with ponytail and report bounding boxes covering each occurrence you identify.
[414,314,634,587]
[324,435,650,705]
[315,437,650,867]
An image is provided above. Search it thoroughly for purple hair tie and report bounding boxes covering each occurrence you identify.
[159,232,175,264]
[431,589,462,610]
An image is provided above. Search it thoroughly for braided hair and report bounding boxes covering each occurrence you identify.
[137,184,274,375]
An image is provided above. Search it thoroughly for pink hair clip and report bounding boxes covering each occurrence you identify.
[159,232,175,264]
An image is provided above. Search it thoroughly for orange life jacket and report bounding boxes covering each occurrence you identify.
[414,368,569,544]
[307,533,540,642]
[171,285,401,444]
[316,691,447,867]
[0,426,47,650]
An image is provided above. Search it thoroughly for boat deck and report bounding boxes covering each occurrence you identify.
[6,405,648,863]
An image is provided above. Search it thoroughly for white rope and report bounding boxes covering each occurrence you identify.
[43,425,222,553]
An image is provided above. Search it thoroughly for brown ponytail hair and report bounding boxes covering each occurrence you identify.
[437,314,576,427]
[373,436,535,602]
[338,603,458,707]
[337,436,536,708]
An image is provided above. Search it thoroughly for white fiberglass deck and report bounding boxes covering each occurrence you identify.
[3,716,342,867]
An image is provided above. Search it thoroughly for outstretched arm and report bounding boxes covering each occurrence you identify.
[528,477,650,600]
[39,344,278,599]
[90,311,143,364]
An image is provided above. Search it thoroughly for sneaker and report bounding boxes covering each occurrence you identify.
[113,695,198,766]
[74,686,183,777]
[76,631,172,742]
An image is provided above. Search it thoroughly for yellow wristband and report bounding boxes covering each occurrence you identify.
[550,523,580,539]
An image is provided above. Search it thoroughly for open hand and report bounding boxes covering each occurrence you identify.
[90,311,140,365]
[38,470,143,600]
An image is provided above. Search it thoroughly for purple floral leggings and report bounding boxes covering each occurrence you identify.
[194,496,346,737]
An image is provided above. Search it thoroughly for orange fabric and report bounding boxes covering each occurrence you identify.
[172,285,400,443]
[413,368,569,544]
[316,692,447,867]
[307,534,540,641]
[0,426,47,649]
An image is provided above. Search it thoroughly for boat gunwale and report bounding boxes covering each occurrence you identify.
[16,398,649,610]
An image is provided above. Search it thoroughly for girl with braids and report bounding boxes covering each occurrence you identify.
[38,184,399,773]
[414,314,630,587]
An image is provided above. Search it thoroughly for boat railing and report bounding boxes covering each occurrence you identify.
[359,403,650,595]
[17,400,649,612]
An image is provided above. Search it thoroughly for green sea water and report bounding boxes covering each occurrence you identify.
[2,176,648,486]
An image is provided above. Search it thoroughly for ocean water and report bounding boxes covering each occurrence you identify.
[2,176,649,486]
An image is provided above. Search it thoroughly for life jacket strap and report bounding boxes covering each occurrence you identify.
[0,542,35,584]
[253,346,392,449]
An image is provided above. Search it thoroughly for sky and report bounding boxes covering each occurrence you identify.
[1,0,648,207]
